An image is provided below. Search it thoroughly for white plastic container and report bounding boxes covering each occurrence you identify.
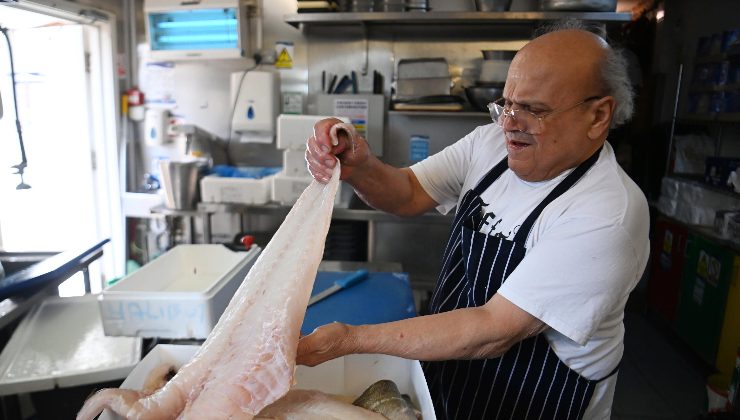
[200,173,274,205]
[276,114,349,150]
[0,295,142,396]
[271,172,313,205]
[100,344,435,420]
[98,245,261,339]
[282,148,310,178]
[272,172,349,207]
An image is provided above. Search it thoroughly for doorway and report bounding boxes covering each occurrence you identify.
[0,5,122,294]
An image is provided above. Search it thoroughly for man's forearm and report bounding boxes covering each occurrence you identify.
[347,307,516,362]
[344,156,423,217]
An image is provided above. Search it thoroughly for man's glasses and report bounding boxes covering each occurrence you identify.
[487,96,603,135]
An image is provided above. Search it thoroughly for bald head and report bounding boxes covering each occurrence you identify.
[509,29,609,104]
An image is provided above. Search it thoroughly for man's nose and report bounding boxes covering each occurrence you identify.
[501,113,525,132]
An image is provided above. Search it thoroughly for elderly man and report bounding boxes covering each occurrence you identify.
[300,23,649,420]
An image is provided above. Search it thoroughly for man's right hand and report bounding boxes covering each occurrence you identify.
[305,118,371,183]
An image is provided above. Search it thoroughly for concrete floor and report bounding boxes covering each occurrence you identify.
[613,309,711,419]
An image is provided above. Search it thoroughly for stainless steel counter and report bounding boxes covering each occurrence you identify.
[200,203,452,262]
[318,260,403,273]
[153,203,453,263]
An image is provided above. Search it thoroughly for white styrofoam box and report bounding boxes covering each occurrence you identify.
[283,148,309,178]
[0,295,142,396]
[101,344,435,420]
[271,173,313,206]
[272,172,350,208]
[276,114,350,150]
[200,174,274,205]
[98,245,261,339]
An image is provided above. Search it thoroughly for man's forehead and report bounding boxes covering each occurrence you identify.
[505,54,591,104]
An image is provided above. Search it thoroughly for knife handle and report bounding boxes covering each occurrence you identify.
[336,269,369,288]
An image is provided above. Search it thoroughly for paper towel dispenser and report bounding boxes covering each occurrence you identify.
[230,70,280,143]
[144,0,252,61]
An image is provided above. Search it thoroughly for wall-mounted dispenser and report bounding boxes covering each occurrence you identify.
[144,0,253,61]
[230,70,280,143]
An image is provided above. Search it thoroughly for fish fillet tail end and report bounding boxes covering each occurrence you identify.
[76,388,145,420]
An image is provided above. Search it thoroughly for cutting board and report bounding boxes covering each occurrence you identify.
[302,271,417,335]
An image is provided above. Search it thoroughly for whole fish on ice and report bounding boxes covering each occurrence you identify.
[255,389,385,420]
[77,161,342,419]
[353,380,419,420]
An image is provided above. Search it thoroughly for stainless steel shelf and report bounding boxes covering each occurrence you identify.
[195,202,453,262]
[285,11,632,28]
[389,110,490,117]
[197,202,453,225]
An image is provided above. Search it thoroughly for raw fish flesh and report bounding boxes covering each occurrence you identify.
[255,389,385,420]
[77,162,342,420]
[353,380,419,420]
[141,365,177,394]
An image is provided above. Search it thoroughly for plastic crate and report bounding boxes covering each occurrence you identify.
[98,245,260,339]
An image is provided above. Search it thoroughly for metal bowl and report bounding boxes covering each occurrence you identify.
[539,0,616,11]
[481,50,516,60]
[474,0,513,11]
[465,84,504,112]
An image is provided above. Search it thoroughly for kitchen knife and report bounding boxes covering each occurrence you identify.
[351,70,358,94]
[308,269,369,306]
[327,74,338,94]
[333,75,352,94]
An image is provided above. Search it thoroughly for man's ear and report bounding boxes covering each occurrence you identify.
[587,96,615,140]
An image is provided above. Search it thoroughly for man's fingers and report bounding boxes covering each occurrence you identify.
[306,154,331,183]
[312,123,335,153]
[307,135,326,157]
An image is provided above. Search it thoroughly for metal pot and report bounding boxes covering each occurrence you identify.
[481,50,516,61]
[474,0,513,12]
[539,0,616,12]
[465,83,504,112]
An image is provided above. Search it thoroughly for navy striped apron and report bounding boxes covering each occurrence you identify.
[423,148,618,420]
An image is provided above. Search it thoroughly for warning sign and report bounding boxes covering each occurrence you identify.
[275,41,294,69]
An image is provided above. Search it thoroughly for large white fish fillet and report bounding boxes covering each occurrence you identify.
[255,389,385,420]
[78,163,341,420]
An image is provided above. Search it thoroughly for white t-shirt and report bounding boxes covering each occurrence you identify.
[410,123,650,419]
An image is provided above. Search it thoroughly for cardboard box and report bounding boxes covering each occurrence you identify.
[100,344,435,420]
[200,174,274,205]
[98,245,261,339]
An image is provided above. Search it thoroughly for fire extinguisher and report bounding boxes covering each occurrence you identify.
[124,87,145,121]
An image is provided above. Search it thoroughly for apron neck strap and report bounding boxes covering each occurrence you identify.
[473,155,509,195]
[512,146,603,244]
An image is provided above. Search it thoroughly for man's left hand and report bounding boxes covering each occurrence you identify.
[296,322,355,367]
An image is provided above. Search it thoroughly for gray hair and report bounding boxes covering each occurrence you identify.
[534,19,635,128]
